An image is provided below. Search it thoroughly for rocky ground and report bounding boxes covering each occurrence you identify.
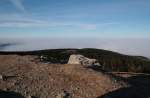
[0,55,149,98]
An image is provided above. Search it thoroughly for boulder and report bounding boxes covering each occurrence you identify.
[68,54,101,67]
[56,91,70,98]
[26,95,37,98]
[26,95,32,98]
[0,74,4,80]
[40,55,47,61]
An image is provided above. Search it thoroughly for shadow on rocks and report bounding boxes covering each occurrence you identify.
[97,75,150,98]
[0,90,24,98]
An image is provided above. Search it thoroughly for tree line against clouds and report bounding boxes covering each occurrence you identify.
[0,48,150,73]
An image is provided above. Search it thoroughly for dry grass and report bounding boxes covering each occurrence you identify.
[0,55,126,98]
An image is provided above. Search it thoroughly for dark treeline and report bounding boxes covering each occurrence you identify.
[0,48,150,73]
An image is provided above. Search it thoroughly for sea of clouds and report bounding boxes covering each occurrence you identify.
[0,38,150,57]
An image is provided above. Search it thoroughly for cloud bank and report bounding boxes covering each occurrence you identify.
[0,38,150,57]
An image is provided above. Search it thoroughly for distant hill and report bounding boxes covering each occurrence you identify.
[0,48,150,73]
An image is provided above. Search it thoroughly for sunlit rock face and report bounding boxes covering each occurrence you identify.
[68,54,101,66]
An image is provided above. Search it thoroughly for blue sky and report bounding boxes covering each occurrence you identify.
[0,0,150,57]
[0,0,150,38]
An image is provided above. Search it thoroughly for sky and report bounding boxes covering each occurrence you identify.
[0,0,150,57]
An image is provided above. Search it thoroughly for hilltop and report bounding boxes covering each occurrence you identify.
[0,48,150,73]
[0,55,126,98]
[0,49,150,98]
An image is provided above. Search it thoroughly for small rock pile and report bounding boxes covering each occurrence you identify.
[56,91,70,98]
[0,74,3,80]
[68,54,101,67]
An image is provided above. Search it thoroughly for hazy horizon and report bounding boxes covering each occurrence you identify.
[0,0,150,57]
[0,38,150,58]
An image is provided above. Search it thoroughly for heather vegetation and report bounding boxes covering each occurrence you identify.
[0,48,150,73]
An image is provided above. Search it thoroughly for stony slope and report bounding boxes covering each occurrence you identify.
[1,48,150,73]
[0,55,126,98]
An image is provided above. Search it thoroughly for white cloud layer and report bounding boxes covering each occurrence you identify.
[0,38,150,57]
